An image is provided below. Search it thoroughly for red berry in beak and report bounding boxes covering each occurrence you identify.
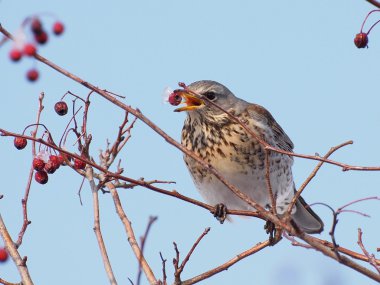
[35,170,48,184]
[54,101,68,116]
[354,33,368,48]
[14,137,27,150]
[53,22,65,35]
[33,157,46,171]
[168,91,182,106]
[26,69,39,82]
[9,49,22,62]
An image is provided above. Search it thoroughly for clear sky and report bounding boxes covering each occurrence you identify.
[1,1,380,284]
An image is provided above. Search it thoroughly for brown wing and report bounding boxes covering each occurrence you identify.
[246,104,294,153]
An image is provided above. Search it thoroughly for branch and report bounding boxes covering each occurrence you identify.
[87,167,118,285]
[367,0,380,8]
[180,240,271,285]
[16,92,45,247]
[106,182,157,285]
[0,215,34,285]
[357,228,380,274]
[137,216,158,285]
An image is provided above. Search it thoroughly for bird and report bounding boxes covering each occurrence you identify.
[173,80,323,234]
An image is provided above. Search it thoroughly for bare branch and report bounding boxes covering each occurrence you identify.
[357,228,380,274]
[181,240,271,285]
[0,215,34,285]
[106,182,157,284]
[87,167,118,285]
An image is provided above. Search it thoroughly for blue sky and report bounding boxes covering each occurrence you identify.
[1,1,380,284]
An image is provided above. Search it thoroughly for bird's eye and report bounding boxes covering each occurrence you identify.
[204,91,216,101]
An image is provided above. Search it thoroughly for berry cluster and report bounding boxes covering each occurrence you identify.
[0,247,8,263]
[8,16,65,82]
[354,10,380,49]
[13,99,87,185]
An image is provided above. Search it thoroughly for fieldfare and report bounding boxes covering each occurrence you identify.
[174,80,323,234]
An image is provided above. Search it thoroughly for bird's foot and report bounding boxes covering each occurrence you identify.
[264,221,282,245]
[213,203,227,224]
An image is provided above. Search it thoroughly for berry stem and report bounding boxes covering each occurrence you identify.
[360,9,380,32]
[367,18,380,34]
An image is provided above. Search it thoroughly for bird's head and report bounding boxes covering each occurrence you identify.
[173,80,244,117]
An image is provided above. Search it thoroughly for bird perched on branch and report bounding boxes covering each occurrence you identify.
[173,80,323,234]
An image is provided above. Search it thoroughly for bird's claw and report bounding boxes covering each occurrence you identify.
[264,221,282,245]
[213,203,227,224]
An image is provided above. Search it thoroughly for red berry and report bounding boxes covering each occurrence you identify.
[26,69,39,82]
[53,22,64,35]
[31,18,43,35]
[33,157,45,171]
[74,158,86,170]
[49,155,61,168]
[54,101,68,116]
[168,91,182,106]
[35,170,48,184]
[354,33,368,48]
[9,49,22,62]
[34,31,48,45]
[14,137,27,150]
[0,248,8,262]
[44,160,59,174]
[23,43,37,56]
[58,153,70,166]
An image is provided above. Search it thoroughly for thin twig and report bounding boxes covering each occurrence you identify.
[16,92,44,248]
[136,216,158,285]
[181,240,271,285]
[0,215,34,285]
[87,167,118,285]
[159,252,167,285]
[106,182,157,284]
[175,227,211,282]
[286,141,352,217]
[357,228,380,274]
[0,278,21,285]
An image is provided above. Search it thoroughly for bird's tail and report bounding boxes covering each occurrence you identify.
[291,195,324,234]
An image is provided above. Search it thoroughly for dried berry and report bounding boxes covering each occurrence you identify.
[26,69,39,82]
[34,31,48,45]
[0,248,8,262]
[14,137,27,150]
[74,158,86,170]
[33,157,45,171]
[354,33,368,48]
[23,43,37,56]
[35,170,48,184]
[53,22,64,35]
[58,153,70,166]
[54,101,68,116]
[44,159,59,174]
[9,49,22,62]
[31,18,43,35]
[168,91,182,106]
[49,155,61,168]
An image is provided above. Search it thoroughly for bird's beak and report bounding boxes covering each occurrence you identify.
[173,90,205,112]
